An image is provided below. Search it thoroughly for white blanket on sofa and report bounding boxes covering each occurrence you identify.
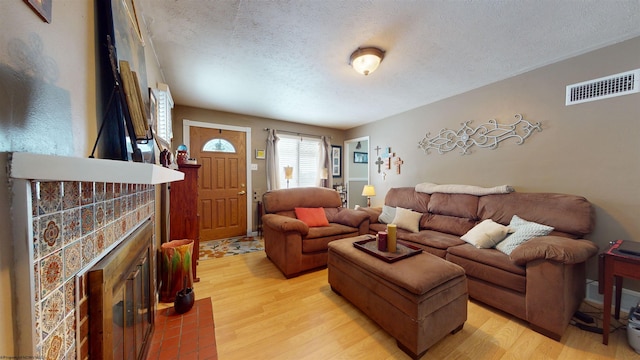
[415,182,514,195]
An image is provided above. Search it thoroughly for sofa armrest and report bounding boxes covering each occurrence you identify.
[262,214,309,236]
[331,208,371,228]
[509,236,599,266]
[357,206,382,224]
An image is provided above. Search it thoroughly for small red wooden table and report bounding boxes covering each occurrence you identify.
[601,240,640,344]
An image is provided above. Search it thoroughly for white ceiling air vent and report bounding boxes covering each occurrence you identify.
[566,69,640,106]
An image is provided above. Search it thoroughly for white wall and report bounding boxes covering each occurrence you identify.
[345,139,369,208]
[0,2,95,155]
[347,139,369,179]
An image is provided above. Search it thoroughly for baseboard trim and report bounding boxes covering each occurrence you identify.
[586,280,640,311]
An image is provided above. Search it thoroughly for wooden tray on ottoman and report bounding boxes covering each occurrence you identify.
[353,237,422,263]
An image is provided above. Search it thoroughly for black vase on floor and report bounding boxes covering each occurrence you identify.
[174,287,195,314]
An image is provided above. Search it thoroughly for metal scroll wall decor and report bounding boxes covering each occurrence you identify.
[417,114,542,155]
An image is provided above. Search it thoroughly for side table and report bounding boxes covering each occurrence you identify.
[601,240,640,344]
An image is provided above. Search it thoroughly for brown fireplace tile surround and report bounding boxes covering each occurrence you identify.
[32,180,155,359]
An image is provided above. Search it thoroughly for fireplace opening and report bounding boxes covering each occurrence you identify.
[86,219,155,360]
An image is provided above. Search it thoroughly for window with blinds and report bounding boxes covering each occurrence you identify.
[277,134,321,188]
[151,83,174,147]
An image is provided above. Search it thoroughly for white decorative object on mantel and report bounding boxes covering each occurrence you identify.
[417,114,542,155]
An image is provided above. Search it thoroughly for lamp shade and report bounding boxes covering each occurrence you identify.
[362,185,376,197]
[284,166,293,180]
[320,168,328,180]
[350,47,385,76]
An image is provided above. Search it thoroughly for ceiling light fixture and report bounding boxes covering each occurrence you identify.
[349,47,385,76]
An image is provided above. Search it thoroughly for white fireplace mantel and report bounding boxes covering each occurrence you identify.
[9,152,184,184]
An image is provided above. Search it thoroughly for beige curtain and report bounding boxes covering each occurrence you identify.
[320,136,333,188]
[266,129,280,190]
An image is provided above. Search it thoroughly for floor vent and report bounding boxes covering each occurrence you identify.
[566,69,639,105]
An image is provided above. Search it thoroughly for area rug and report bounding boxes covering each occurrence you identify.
[199,236,264,260]
[148,297,217,359]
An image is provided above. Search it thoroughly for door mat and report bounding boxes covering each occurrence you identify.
[199,236,264,260]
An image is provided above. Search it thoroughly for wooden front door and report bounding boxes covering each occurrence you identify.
[190,127,247,240]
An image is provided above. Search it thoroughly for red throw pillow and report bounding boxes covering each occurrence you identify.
[294,207,330,227]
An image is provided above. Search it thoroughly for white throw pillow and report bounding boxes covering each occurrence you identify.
[495,215,554,255]
[391,207,422,233]
[379,205,396,224]
[461,219,512,248]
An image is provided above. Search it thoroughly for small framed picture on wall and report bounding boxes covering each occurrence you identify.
[353,152,368,163]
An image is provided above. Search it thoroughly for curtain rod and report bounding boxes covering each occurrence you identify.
[264,128,332,139]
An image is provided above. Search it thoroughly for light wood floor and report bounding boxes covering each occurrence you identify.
[173,251,638,359]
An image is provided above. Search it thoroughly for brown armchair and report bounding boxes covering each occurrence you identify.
[262,187,370,278]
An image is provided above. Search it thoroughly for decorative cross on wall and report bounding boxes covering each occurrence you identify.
[384,157,391,169]
[374,146,382,156]
[375,157,384,173]
[394,157,404,174]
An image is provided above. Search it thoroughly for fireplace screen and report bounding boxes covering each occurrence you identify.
[88,219,154,359]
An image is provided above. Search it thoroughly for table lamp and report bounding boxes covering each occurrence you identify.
[362,184,376,207]
[320,167,328,187]
[284,166,293,188]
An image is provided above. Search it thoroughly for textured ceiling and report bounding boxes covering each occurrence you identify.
[137,0,640,130]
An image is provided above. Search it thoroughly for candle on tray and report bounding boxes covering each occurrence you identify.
[377,231,387,251]
[387,224,397,253]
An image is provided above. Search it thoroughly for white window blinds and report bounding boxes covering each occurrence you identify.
[152,83,174,146]
[277,134,321,188]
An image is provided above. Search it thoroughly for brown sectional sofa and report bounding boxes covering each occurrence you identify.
[359,187,598,340]
[262,187,370,278]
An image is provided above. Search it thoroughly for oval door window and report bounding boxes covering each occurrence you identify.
[202,138,236,153]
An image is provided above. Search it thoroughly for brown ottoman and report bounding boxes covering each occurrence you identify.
[328,236,468,359]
